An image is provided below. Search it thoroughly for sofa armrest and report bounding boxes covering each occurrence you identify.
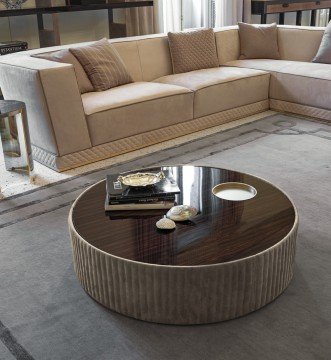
[0,55,91,157]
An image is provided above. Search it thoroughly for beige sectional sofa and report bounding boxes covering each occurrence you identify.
[0,25,329,171]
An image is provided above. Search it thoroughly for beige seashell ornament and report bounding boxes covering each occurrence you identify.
[167,205,198,222]
[156,216,176,230]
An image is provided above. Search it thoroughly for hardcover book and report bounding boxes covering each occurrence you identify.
[0,41,28,56]
[105,199,175,211]
[108,195,176,205]
[107,208,170,219]
[69,0,106,5]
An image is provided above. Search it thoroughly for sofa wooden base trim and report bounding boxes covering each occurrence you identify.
[32,100,269,171]
[270,99,331,121]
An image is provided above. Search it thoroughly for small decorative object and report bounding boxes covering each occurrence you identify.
[156,216,176,230]
[118,171,165,187]
[0,0,28,9]
[167,205,198,222]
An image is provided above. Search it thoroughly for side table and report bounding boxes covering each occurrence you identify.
[0,100,34,197]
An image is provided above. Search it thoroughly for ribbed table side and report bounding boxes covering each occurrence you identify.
[69,224,297,324]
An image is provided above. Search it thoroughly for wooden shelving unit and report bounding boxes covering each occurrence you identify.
[252,0,331,25]
[0,0,153,47]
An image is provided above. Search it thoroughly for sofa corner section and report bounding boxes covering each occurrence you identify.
[0,56,92,167]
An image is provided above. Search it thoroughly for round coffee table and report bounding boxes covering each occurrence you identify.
[69,166,298,324]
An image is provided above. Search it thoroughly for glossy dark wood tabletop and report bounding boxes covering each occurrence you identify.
[72,166,296,266]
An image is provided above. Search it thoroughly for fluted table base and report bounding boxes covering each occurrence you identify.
[69,222,297,325]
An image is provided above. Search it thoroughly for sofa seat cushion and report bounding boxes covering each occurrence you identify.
[225,60,331,110]
[224,59,298,73]
[82,82,193,146]
[154,67,270,118]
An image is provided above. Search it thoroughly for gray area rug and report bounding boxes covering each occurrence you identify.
[0,113,330,360]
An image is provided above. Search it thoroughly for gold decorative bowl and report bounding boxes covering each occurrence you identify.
[118,171,165,187]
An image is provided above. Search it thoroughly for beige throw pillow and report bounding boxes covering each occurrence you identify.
[238,22,281,60]
[33,49,94,94]
[168,28,219,74]
[313,21,331,64]
[69,38,133,92]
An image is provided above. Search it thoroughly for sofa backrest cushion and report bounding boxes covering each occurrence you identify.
[33,49,94,94]
[313,21,331,64]
[111,34,173,81]
[214,26,240,65]
[278,25,324,61]
[111,40,143,82]
[136,36,173,81]
[69,38,133,92]
[28,35,173,85]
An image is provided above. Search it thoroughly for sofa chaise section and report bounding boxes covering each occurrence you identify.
[224,59,331,120]
[221,25,331,120]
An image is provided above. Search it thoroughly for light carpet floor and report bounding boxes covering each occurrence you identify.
[0,113,330,360]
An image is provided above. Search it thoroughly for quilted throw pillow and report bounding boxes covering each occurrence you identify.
[313,20,331,64]
[69,38,133,92]
[167,28,219,74]
[238,22,281,60]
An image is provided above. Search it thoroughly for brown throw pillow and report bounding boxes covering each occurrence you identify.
[69,38,133,92]
[313,20,331,64]
[33,49,94,94]
[168,28,219,74]
[238,22,281,60]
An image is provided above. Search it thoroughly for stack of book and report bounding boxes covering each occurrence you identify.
[105,169,180,211]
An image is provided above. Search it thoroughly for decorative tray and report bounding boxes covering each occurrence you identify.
[118,171,165,187]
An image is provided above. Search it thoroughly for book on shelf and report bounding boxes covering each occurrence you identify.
[0,41,28,56]
[105,168,180,211]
